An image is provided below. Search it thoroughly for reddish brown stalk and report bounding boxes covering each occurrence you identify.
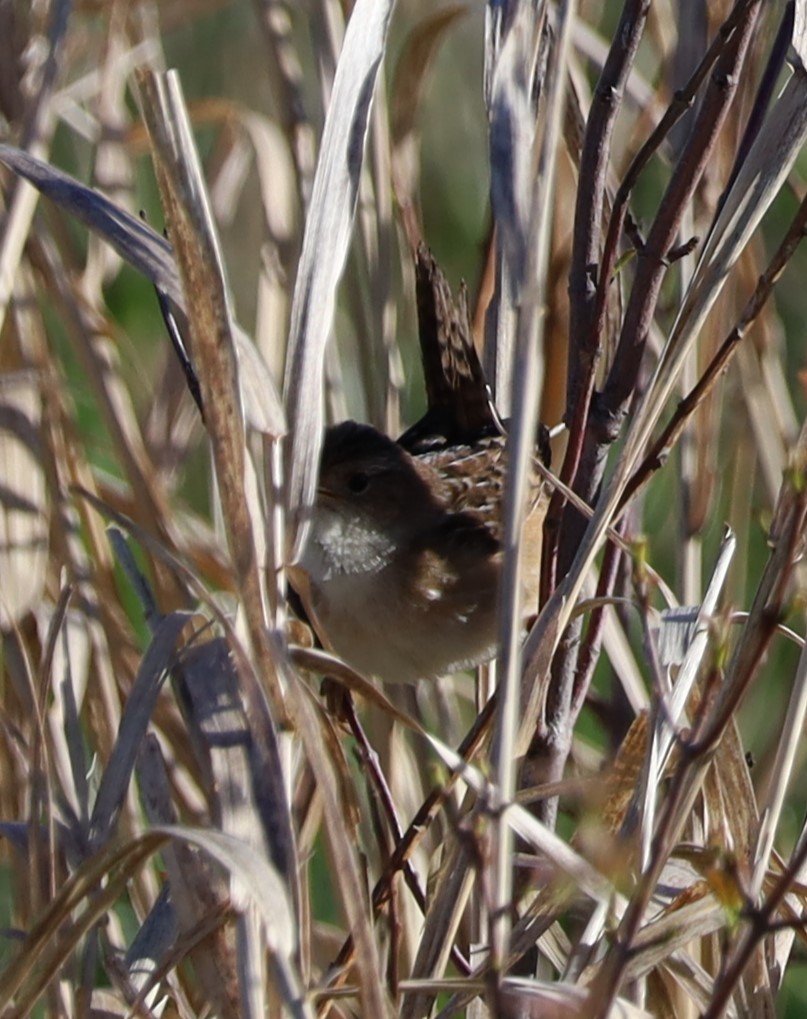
[542,0,651,601]
[321,694,496,1005]
[600,0,761,422]
[341,693,471,978]
[534,0,763,833]
[621,184,807,511]
[592,0,760,389]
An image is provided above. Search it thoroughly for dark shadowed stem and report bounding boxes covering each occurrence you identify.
[702,826,807,1019]
[621,184,807,509]
[342,694,471,979]
[593,0,760,383]
[570,530,624,721]
[387,879,401,1006]
[323,695,496,1003]
[534,0,763,827]
[566,0,651,413]
[542,0,650,602]
[600,0,761,423]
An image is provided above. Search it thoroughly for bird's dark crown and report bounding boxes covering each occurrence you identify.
[320,420,401,473]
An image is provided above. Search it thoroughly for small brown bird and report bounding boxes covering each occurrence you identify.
[298,420,547,683]
[298,245,549,683]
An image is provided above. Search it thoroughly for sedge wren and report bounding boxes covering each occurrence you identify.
[298,422,548,684]
[297,245,550,684]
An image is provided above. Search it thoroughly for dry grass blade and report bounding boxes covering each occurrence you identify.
[88,611,189,848]
[491,0,578,972]
[291,645,427,733]
[484,4,544,408]
[634,537,738,873]
[0,373,48,628]
[280,657,392,1019]
[0,143,182,302]
[135,67,287,724]
[283,0,395,561]
[439,975,656,1019]
[647,531,735,771]
[0,832,171,1016]
[399,811,475,1019]
[2,2,807,1015]
[0,825,304,1019]
[156,825,306,1017]
[179,637,298,893]
[425,729,616,907]
[0,143,282,436]
[135,734,244,1018]
[122,884,177,1012]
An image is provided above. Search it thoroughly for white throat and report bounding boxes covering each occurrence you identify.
[304,506,398,581]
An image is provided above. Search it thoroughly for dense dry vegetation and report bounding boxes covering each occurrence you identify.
[0,0,807,1016]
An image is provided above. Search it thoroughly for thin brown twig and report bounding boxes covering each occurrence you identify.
[601,0,762,422]
[621,185,807,510]
[703,825,807,1019]
[341,693,471,977]
[592,0,759,385]
[322,694,497,1003]
[535,0,763,833]
[543,0,652,601]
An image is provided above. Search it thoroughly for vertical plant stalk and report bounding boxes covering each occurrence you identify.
[563,0,651,450]
[250,0,317,207]
[136,68,287,722]
[526,0,763,831]
[282,0,395,563]
[0,0,70,341]
[491,0,576,976]
[590,424,807,1016]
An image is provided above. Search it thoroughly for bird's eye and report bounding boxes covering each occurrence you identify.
[348,471,370,495]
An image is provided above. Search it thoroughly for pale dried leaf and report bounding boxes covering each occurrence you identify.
[484,7,543,409]
[793,0,807,68]
[652,606,698,669]
[434,974,656,1019]
[153,825,302,1012]
[0,374,48,628]
[89,612,190,847]
[284,0,396,562]
[402,835,475,1019]
[0,143,283,436]
[425,729,618,906]
[0,142,182,301]
[179,637,297,898]
[136,733,240,1018]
